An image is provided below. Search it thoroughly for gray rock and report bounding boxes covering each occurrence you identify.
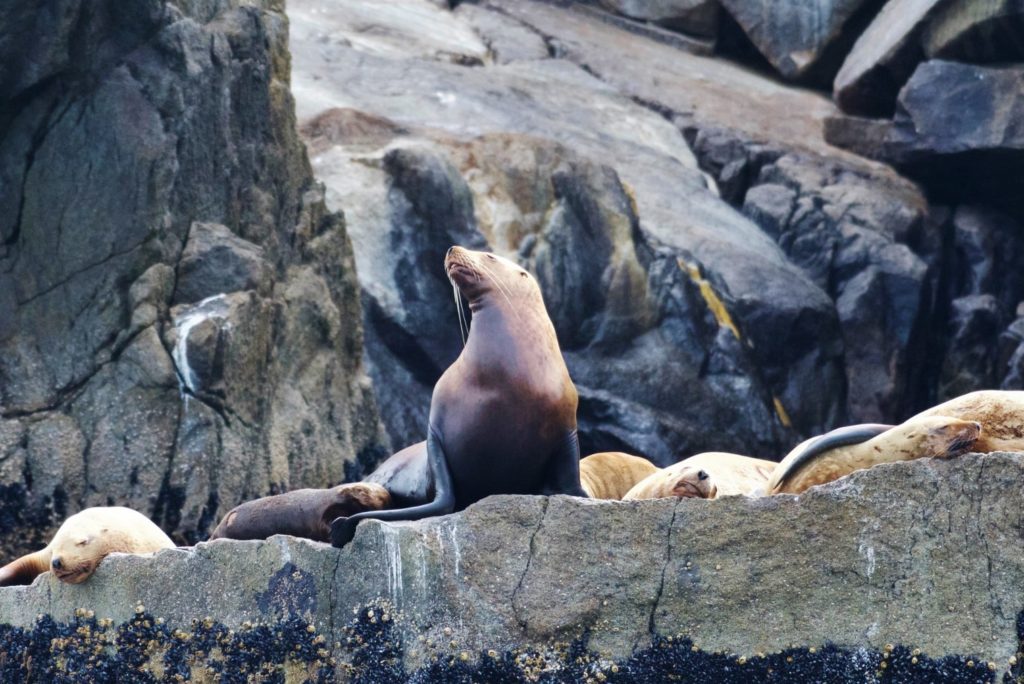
[939,294,1002,399]
[0,0,386,551]
[716,0,877,81]
[173,222,273,305]
[833,0,945,116]
[453,4,551,64]
[596,0,720,38]
[827,60,1024,217]
[2,454,1024,679]
[292,0,850,456]
[924,0,1024,63]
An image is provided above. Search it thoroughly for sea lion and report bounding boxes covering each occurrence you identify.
[623,452,776,500]
[364,441,431,508]
[0,507,174,586]
[330,246,586,547]
[768,417,981,495]
[209,483,392,542]
[579,452,659,500]
[914,390,1024,452]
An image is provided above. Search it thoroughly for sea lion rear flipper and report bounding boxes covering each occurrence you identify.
[330,429,456,548]
[541,430,588,498]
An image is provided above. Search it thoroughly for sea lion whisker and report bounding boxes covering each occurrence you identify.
[477,261,521,321]
[453,282,469,346]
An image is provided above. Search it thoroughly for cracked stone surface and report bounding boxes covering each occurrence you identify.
[1,453,1023,679]
[0,0,387,556]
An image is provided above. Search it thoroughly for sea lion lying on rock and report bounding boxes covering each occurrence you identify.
[624,452,776,500]
[768,417,981,495]
[913,390,1024,452]
[210,483,392,542]
[579,452,659,499]
[330,246,587,547]
[0,507,174,586]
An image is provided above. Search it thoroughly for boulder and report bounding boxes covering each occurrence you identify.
[716,0,879,81]
[826,60,1024,217]
[1,454,1024,679]
[0,0,386,554]
[596,0,720,38]
[924,0,1024,63]
[833,0,945,117]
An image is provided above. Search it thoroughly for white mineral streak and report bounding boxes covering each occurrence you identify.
[382,524,404,606]
[172,294,228,396]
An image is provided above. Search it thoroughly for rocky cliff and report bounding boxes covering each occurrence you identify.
[1,453,1023,681]
[0,0,387,556]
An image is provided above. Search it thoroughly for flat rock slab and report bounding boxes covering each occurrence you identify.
[2,453,1024,680]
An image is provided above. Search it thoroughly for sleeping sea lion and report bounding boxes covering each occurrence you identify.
[623,452,776,500]
[330,246,586,547]
[578,452,659,500]
[209,483,392,542]
[0,507,174,586]
[914,390,1024,452]
[768,417,981,495]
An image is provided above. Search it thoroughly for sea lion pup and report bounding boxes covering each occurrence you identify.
[914,390,1024,452]
[0,507,173,586]
[578,452,659,500]
[622,452,776,500]
[330,246,586,547]
[209,483,392,542]
[768,417,981,495]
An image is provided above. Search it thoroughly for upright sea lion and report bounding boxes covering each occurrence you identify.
[330,246,586,547]
[623,452,776,500]
[209,483,392,542]
[914,390,1024,452]
[768,417,981,495]
[0,507,174,586]
[579,452,659,500]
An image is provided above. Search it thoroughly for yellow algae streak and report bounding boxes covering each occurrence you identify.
[678,258,741,341]
[772,396,793,428]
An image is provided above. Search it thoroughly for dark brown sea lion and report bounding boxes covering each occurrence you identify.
[624,451,777,500]
[330,246,586,547]
[209,483,392,543]
[767,417,981,495]
[579,452,659,500]
[0,507,174,586]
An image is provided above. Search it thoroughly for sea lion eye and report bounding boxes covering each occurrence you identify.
[520,271,528,278]
[697,470,709,481]
[486,254,496,260]
[76,538,89,546]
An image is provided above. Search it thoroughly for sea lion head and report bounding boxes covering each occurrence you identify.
[48,520,113,584]
[445,246,540,309]
[670,465,717,499]
[900,415,982,458]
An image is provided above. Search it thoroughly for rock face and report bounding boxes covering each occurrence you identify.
[0,0,386,555]
[833,0,945,116]
[924,0,1024,63]
[596,0,720,38]
[1,453,1023,680]
[716,0,880,81]
[828,60,1024,217]
[292,0,876,463]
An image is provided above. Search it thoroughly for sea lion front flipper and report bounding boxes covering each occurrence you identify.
[0,549,52,586]
[330,429,456,548]
[540,430,588,498]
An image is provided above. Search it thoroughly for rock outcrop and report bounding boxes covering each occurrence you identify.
[1,453,1023,681]
[0,0,386,555]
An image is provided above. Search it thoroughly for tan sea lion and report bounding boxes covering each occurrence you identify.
[768,416,981,495]
[331,246,586,547]
[914,390,1024,452]
[0,507,174,586]
[623,452,776,500]
[210,483,392,542]
[579,452,659,499]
